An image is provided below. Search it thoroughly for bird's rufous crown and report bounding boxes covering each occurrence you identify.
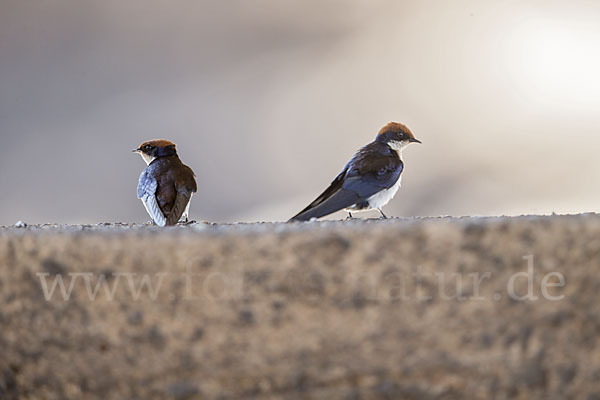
[137,139,176,149]
[377,122,416,140]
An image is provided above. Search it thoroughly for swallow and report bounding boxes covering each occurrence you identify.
[289,122,421,222]
[133,140,197,226]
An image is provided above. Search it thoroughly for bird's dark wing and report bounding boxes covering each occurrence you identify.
[164,164,197,225]
[289,167,364,222]
[289,143,402,222]
[342,145,403,197]
[165,190,192,225]
[180,164,198,194]
[137,170,167,226]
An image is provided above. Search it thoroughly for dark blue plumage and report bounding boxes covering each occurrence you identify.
[290,122,420,222]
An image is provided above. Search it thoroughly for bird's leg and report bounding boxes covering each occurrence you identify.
[178,216,196,225]
[346,212,354,220]
[378,209,388,219]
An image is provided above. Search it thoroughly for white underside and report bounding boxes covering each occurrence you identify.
[346,176,402,212]
[182,193,192,221]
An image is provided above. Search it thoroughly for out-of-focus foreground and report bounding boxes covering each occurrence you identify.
[1,214,598,399]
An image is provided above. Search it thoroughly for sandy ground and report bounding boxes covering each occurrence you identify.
[1,214,599,399]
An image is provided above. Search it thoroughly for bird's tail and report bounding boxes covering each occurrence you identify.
[289,189,358,222]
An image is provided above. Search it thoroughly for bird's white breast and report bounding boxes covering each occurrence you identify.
[367,176,402,209]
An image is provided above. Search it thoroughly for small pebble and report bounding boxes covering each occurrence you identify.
[14,221,27,228]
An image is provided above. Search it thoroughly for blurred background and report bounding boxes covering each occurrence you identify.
[1,0,599,225]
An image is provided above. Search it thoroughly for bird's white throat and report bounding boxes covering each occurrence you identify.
[387,140,411,154]
[140,153,156,165]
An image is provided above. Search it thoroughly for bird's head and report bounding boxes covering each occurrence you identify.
[132,139,177,165]
[375,122,421,151]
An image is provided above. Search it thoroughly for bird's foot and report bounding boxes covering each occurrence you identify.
[178,218,196,225]
[378,209,388,220]
[345,212,355,221]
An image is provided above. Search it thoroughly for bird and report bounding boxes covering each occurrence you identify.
[289,122,421,222]
[133,139,197,226]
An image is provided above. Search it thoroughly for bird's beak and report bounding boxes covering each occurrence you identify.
[132,148,140,153]
[409,138,422,144]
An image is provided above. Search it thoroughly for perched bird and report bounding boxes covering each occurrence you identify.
[290,122,421,222]
[133,140,197,226]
